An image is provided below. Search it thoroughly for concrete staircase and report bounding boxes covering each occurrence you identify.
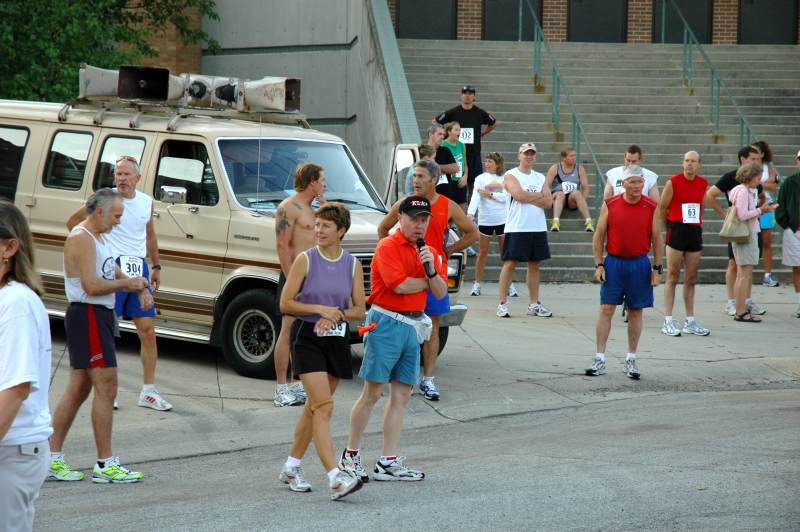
[398,39,800,284]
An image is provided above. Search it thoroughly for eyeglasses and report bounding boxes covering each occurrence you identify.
[116,155,138,163]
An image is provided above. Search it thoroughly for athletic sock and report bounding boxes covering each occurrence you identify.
[51,452,64,461]
[345,448,359,457]
[553,217,559,221]
[585,218,592,222]
[277,383,289,392]
[142,384,155,394]
[626,353,636,361]
[327,467,341,484]
[97,456,113,469]
[596,352,605,362]
[285,456,301,469]
[727,298,735,305]
[686,316,695,323]
[379,455,397,464]
[745,298,753,305]
[664,315,672,322]
[421,376,433,384]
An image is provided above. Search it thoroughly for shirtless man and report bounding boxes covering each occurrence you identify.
[273,163,326,406]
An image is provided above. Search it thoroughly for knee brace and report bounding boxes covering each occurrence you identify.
[309,398,333,414]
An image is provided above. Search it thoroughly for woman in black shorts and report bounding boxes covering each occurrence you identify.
[278,203,366,501]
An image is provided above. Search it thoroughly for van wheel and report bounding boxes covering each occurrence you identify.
[221,289,278,379]
[418,326,449,364]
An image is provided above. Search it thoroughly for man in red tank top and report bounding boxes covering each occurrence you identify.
[587,166,662,379]
[379,159,478,401]
[659,151,711,337]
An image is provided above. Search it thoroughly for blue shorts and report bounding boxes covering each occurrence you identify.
[759,210,775,230]
[600,255,653,310]
[359,308,420,386]
[425,289,450,316]
[114,258,156,320]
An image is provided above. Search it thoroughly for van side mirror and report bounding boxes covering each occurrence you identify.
[161,185,188,204]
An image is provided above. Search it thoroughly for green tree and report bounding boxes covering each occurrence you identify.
[0,0,219,102]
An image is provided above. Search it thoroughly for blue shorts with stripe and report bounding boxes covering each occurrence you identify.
[114,258,156,320]
[600,255,653,310]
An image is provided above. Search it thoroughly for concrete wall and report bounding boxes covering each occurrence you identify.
[201,0,409,193]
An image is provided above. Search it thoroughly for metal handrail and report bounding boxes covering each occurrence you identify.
[660,0,756,146]
[520,0,607,209]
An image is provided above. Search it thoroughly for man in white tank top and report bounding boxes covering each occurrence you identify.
[50,188,152,484]
[67,158,170,411]
[604,145,660,201]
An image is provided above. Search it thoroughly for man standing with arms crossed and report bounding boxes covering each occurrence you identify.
[340,195,447,482]
[49,189,151,483]
[660,151,711,337]
[379,159,478,401]
[67,157,170,410]
[273,163,326,406]
[586,166,662,378]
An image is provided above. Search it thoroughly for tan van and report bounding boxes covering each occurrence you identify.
[0,66,466,378]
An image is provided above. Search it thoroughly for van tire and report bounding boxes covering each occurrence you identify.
[221,289,279,379]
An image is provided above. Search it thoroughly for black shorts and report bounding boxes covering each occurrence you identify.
[65,303,117,369]
[291,319,353,379]
[502,231,551,262]
[666,221,703,252]
[449,183,467,204]
[728,232,763,260]
[478,224,505,237]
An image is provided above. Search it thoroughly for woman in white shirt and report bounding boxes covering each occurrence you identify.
[0,200,52,532]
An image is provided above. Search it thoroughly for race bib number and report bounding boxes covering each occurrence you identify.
[682,203,701,224]
[561,182,578,194]
[119,256,144,278]
[317,322,346,337]
[437,174,449,185]
[459,128,474,145]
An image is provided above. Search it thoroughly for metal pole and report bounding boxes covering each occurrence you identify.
[661,0,667,43]
[534,25,541,80]
[518,0,523,41]
[552,67,560,132]
[685,27,693,87]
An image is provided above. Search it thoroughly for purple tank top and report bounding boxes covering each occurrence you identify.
[296,247,355,323]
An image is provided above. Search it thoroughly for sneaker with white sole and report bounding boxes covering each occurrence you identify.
[138,389,173,411]
[470,282,481,296]
[661,318,681,337]
[682,319,710,336]
[585,357,605,376]
[289,381,307,404]
[625,358,641,379]
[330,471,362,501]
[274,385,301,407]
[339,450,370,483]
[92,457,143,484]
[373,456,424,481]
[508,283,519,297]
[527,302,553,317]
[419,378,440,401]
[724,300,736,316]
[113,399,119,410]
[762,273,779,287]
[279,464,311,492]
[496,303,510,318]
[48,457,85,481]
[747,301,766,316]
[795,303,800,318]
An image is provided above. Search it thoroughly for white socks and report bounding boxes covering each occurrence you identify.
[285,456,301,469]
[327,467,341,484]
[596,352,605,362]
[686,316,695,323]
[142,384,155,394]
[626,353,636,361]
[664,315,672,322]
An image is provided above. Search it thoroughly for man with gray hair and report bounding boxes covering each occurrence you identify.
[49,188,152,484]
[426,124,458,199]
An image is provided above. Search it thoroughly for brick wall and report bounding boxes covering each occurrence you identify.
[542,0,567,41]
[457,0,483,40]
[627,0,652,43]
[140,9,202,74]
[712,0,738,44]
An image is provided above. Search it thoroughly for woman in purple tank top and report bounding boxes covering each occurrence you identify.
[278,202,366,500]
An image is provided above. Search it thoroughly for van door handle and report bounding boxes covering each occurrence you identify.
[188,207,199,214]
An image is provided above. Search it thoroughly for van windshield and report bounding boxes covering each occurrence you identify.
[217,138,385,212]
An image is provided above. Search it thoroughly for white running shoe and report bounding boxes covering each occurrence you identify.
[330,471,362,501]
[508,283,519,297]
[526,302,553,317]
[724,300,736,316]
[624,358,641,379]
[274,385,302,407]
[496,303,510,318]
[138,389,173,411]
[585,357,605,376]
[795,303,800,318]
[661,318,681,337]
[747,301,766,316]
[373,456,424,481]
[762,273,779,287]
[339,450,370,483]
[470,282,481,296]
[289,381,307,404]
[279,464,312,492]
[682,319,710,336]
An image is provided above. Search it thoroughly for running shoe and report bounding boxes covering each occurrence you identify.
[682,319,710,336]
[661,318,681,337]
[762,273,779,287]
[625,358,641,380]
[419,378,440,401]
[795,303,800,318]
[527,302,553,317]
[339,450,370,483]
[470,282,481,296]
[289,381,307,404]
[279,464,311,492]
[274,386,302,407]
[466,246,477,257]
[496,303,510,318]
[508,283,519,297]
[724,300,736,316]
[48,457,85,481]
[747,301,766,316]
[330,471,363,501]
[373,456,425,481]
[138,389,173,411]
[585,357,605,376]
[550,220,560,232]
[92,457,143,484]
[584,219,595,233]
[621,303,629,323]
[113,399,119,410]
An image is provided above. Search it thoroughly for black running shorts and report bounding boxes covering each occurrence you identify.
[291,319,353,379]
[502,231,550,262]
[665,221,703,252]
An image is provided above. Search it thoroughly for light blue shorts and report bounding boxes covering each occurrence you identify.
[759,211,775,230]
[359,308,420,386]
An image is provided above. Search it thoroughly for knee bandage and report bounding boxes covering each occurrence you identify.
[309,398,333,414]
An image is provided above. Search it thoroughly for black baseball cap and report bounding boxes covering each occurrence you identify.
[461,85,476,94]
[399,195,432,217]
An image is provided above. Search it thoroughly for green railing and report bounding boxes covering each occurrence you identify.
[658,0,755,146]
[519,0,606,209]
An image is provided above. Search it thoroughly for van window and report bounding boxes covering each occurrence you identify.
[154,140,218,206]
[42,131,93,191]
[0,126,29,201]
[93,136,146,190]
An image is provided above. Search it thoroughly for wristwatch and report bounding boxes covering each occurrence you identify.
[151,264,162,270]
[595,263,604,269]
[652,264,663,274]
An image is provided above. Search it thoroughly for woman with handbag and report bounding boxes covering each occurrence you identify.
[728,163,779,322]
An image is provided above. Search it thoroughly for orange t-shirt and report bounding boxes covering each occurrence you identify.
[424,194,451,255]
[367,230,447,312]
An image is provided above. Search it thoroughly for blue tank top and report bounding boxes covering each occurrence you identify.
[296,247,356,323]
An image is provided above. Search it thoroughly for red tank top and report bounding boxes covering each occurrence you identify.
[667,172,708,226]
[424,194,450,254]
[606,195,658,258]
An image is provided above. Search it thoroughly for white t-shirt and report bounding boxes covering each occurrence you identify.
[467,172,508,226]
[606,166,658,196]
[504,167,547,233]
[106,190,152,258]
[0,281,53,445]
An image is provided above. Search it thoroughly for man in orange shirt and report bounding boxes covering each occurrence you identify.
[340,196,447,483]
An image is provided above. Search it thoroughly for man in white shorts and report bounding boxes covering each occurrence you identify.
[775,150,800,317]
[604,145,660,201]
